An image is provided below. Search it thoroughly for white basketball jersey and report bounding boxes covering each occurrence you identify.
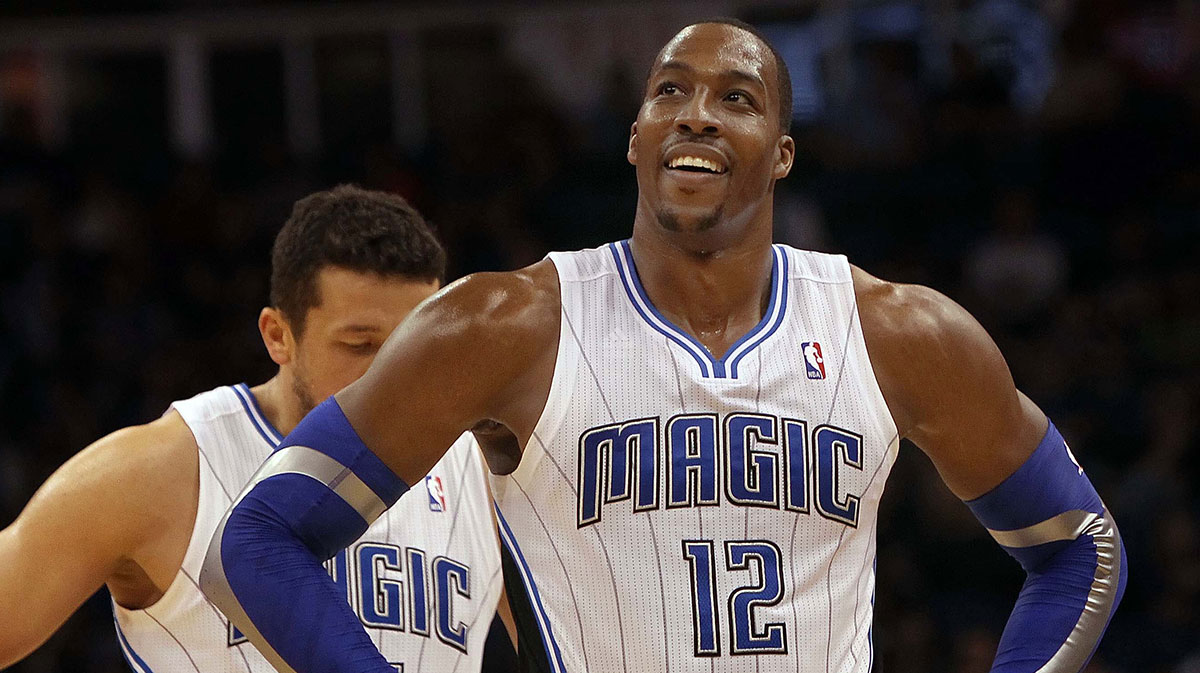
[490,241,899,673]
[113,384,502,673]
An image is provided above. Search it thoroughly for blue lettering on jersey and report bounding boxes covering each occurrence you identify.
[782,419,809,513]
[813,425,864,527]
[577,413,865,528]
[433,557,471,653]
[666,414,720,508]
[407,548,430,636]
[578,418,659,526]
[228,621,247,646]
[360,544,405,629]
[681,540,721,656]
[725,541,787,654]
[725,414,779,508]
[226,546,474,652]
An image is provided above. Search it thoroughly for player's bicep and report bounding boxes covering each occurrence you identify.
[338,265,560,484]
[337,288,487,480]
[920,384,1047,500]
[862,280,1045,498]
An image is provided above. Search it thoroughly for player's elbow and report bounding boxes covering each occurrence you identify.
[1022,507,1123,568]
[1033,507,1126,605]
[988,512,1128,672]
[200,471,376,615]
[1092,510,1127,615]
[201,476,324,615]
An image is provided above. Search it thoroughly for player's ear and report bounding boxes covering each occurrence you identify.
[627,121,638,165]
[259,307,294,366]
[773,133,795,180]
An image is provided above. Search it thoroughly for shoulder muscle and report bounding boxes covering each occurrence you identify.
[854,266,1046,498]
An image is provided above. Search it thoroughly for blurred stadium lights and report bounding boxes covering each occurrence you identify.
[0,1,814,158]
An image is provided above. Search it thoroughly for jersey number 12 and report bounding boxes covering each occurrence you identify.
[682,540,786,656]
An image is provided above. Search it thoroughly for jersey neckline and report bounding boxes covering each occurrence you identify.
[232,383,284,448]
[607,239,790,379]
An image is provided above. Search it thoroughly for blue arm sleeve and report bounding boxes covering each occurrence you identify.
[965,422,1128,673]
[199,397,409,673]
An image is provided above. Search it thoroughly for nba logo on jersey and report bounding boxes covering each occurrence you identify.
[426,475,446,512]
[803,341,826,379]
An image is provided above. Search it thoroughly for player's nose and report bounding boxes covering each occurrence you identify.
[675,90,722,137]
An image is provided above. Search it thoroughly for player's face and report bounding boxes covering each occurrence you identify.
[290,267,438,414]
[629,23,793,241]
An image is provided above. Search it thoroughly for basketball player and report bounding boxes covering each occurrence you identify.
[0,186,510,672]
[203,21,1127,673]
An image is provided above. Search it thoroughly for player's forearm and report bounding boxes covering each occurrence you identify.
[965,422,1127,672]
[199,397,410,673]
[201,503,392,672]
[991,520,1126,671]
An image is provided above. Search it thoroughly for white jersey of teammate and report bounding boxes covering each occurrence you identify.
[490,242,898,673]
[113,384,502,673]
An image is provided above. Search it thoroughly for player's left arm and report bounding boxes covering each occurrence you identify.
[855,267,1127,673]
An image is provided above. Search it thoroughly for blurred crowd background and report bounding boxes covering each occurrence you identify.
[0,0,1197,671]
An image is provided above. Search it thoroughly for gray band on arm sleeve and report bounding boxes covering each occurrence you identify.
[985,509,1099,549]
[199,445,389,673]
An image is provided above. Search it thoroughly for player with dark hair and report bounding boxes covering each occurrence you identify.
[0,185,511,672]
[205,20,1126,673]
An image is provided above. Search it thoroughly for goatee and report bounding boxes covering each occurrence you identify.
[656,205,724,233]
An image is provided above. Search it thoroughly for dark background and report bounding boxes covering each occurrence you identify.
[1,0,1197,671]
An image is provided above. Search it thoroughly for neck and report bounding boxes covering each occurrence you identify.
[248,374,305,437]
[628,216,775,360]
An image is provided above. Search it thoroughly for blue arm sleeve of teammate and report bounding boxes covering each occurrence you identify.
[965,422,1128,673]
[199,397,409,673]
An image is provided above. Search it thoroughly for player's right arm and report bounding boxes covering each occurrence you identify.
[340,261,562,482]
[201,263,560,673]
[0,413,196,666]
[856,268,1126,672]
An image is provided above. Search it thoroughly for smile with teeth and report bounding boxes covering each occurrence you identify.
[667,155,727,174]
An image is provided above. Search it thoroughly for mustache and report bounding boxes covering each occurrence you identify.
[662,134,724,153]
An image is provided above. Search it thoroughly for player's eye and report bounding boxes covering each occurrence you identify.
[342,342,377,355]
[657,82,682,96]
[725,90,753,105]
